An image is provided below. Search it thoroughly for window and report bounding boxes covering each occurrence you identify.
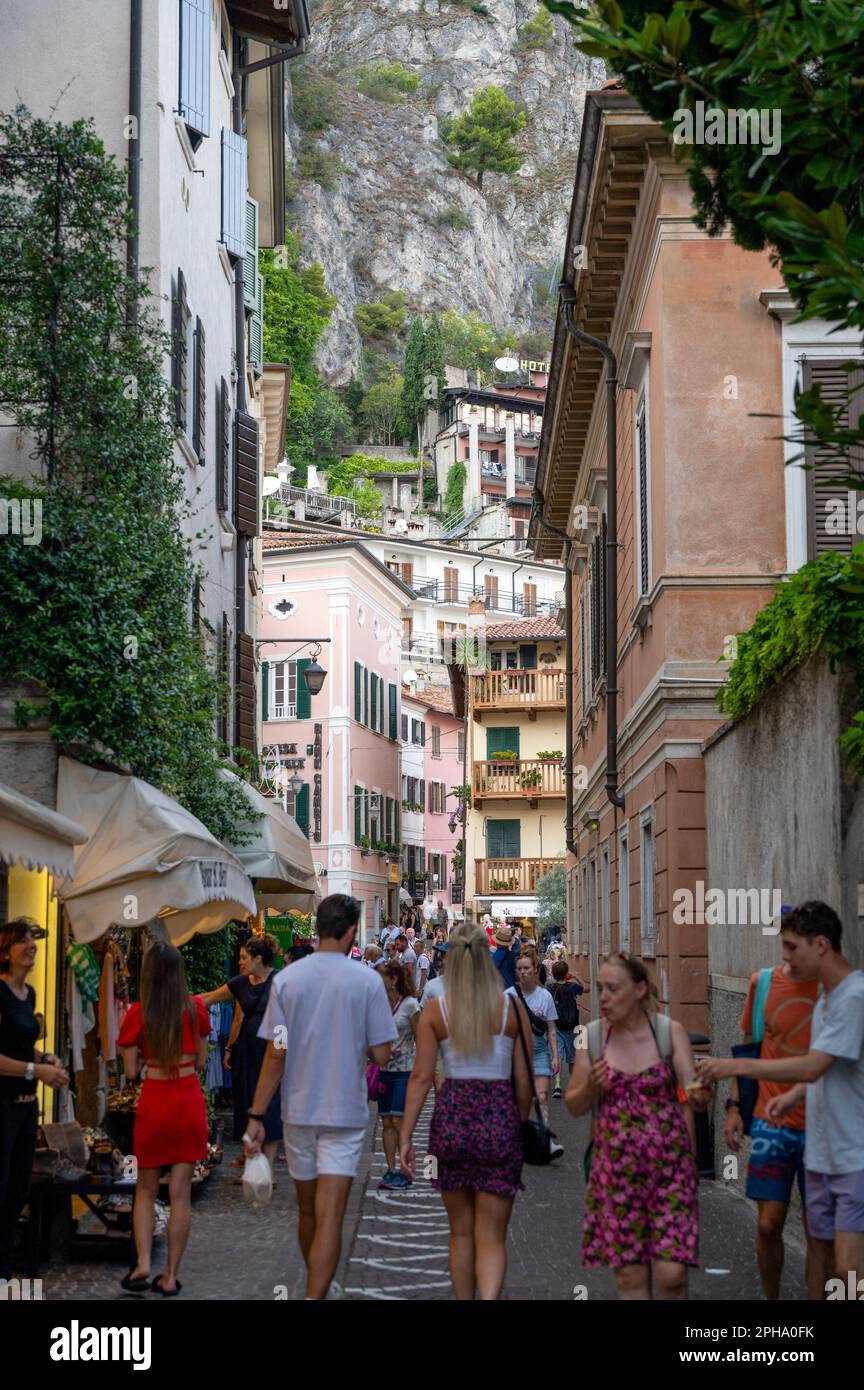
[179,0,211,141]
[271,660,296,719]
[619,828,630,953]
[636,387,651,595]
[486,726,519,759]
[402,616,413,651]
[640,807,656,957]
[486,820,521,859]
[580,865,588,956]
[484,574,499,609]
[457,729,465,763]
[579,592,587,715]
[523,582,537,617]
[601,844,611,954]
[590,514,607,688]
[803,359,864,558]
[429,782,446,814]
[192,316,206,466]
[401,713,409,743]
[411,719,425,746]
[406,777,418,806]
[388,683,398,740]
[443,567,459,602]
[428,853,447,890]
[431,725,441,758]
[172,269,191,436]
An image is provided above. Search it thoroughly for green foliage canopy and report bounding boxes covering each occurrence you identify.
[443,85,528,191]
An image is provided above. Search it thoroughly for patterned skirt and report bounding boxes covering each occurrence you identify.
[428,1078,523,1198]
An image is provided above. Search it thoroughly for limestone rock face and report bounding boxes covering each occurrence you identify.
[288,0,605,383]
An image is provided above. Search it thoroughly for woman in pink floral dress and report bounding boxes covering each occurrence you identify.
[566,955,711,1299]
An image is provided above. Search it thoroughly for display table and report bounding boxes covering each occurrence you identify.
[20,1173,138,1276]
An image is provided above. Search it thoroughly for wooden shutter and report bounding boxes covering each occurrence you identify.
[354,786,362,845]
[394,800,400,844]
[388,682,397,740]
[296,658,311,719]
[370,673,378,730]
[486,726,520,758]
[218,611,231,746]
[172,269,190,433]
[221,128,247,259]
[244,198,259,310]
[428,780,434,813]
[637,392,649,594]
[385,797,392,843]
[599,513,607,677]
[484,574,499,608]
[487,819,521,859]
[401,562,413,589]
[364,790,370,838]
[444,566,459,602]
[234,410,259,536]
[261,659,269,720]
[193,317,206,465]
[354,662,362,721]
[519,643,537,670]
[236,632,256,753]
[804,358,864,558]
[179,0,210,138]
[295,784,310,838]
[217,377,231,513]
[523,581,537,616]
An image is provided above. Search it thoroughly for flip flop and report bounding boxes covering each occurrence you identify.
[120,1273,151,1294]
[151,1276,182,1296]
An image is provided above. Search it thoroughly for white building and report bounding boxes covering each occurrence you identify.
[0,0,310,758]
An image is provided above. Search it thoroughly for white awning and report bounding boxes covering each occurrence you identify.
[0,780,88,882]
[57,758,256,946]
[477,897,539,918]
[220,769,318,911]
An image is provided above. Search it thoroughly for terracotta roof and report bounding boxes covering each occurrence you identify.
[404,684,455,715]
[482,617,565,641]
[261,532,345,550]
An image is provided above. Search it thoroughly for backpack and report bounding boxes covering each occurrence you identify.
[552,982,579,1032]
[586,1011,673,1061]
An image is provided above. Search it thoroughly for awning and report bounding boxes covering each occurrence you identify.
[57,758,256,946]
[0,779,88,882]
[219,769,318,911]
[476,897,539,918]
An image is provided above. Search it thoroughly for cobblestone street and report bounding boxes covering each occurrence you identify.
[36,1100,807,1303]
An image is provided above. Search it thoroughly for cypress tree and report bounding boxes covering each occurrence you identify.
[398,313,427,448]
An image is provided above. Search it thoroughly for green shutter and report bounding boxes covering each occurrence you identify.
[394,801,400,845]
[261,660,269,720]
[295,784,309,838]
[354,662,362,721]
[244,197,259,310]
[296,658,311,719]
[487,819,521,859]
[371,673,378,730]
[363,667,369,726]
[354,786,362,845]
[486,726,520,758]
[364,789,370,839]
[385,797,392,843]
[388,682,397,740]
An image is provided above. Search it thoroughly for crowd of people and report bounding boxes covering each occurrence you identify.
[1,895,861,1303]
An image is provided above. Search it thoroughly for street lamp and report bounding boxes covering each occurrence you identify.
[256,637,330,698]
[288,772,305,797]
[303,659,327,697]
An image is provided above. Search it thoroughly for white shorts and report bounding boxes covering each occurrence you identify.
[283,1123,366,1182]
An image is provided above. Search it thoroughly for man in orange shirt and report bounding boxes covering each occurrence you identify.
[724,960,820,1300]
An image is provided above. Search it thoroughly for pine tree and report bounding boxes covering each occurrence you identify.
[444,86,527,191]
[398,314,427,448]
[423,311,447,411]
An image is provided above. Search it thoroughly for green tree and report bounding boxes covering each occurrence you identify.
[355,290,409,346]
[444,460,467,519]
[398,315,428,447]
[517,7,555,49]
[291,65,340,132]
[298,143,346,190]
[355,61,420,103]
[360,370,404,445]
[424,312,448,411]
[261,239,334,384]
[286,383,352,475]
[348,477,383,522]
[439,308,514,380]
[536,861,567,934]
[443,85,527,191]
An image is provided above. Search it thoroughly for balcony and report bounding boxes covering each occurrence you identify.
[475,858,557,895]
[410,579,559,616]
[472,758,564,802]
[471,669,566,714]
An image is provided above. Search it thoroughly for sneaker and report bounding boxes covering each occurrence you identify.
[552,1087,562,1099]
[549,1139,565,1161]
[377,1170,396,1189]
[326,1281,344,1301]
[388,1172,413,1189]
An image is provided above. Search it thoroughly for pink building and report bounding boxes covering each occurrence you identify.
[419,686,465,915]
[260,534,413,940]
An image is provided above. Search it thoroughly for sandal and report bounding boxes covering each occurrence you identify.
[120,1272,151,1294]
[151,1275,182,1296]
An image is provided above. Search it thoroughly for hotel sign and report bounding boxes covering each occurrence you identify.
[519,359,549,373]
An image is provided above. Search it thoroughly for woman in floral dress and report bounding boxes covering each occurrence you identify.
[566,954,711,1299]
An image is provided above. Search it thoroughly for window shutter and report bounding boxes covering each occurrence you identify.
[354,662,362,721]
[354,786,362,845]
[394,800,400,844]
[248,272,264,377]
[401,561,413,589]
[364,790,370,838]
[244,198,259,310]
[444,566,458,602]
[217,377,231,513]
[233,410,259,536]
[172,269,190,433]
[486,726,520,758]
[179,0,210,138]
[363,667,369,726]
[236,633,256,754]
[441,854,447,889]
[401,713,408,742]
[193,317,206,465]
[295,784,310,838]
[428,781,434,813]
[523,582,537,617]
[637,393,650,594]
[484,574,499,608]
[220,129,247,259]
[599,512,607,676]
[378,677,385,734]
[487,819,521,859]
[388,682,397,740]
[385,797,392,843]
[296,658,311,720]
[420,779,425,811]
[804,358,864,558]
[370,673,378,730]
[261,660,269,721]
[420,720,426,746]
[370,795,379,848]
[218,611,231,746]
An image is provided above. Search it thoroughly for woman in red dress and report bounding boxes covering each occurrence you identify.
[117,942,211,1295]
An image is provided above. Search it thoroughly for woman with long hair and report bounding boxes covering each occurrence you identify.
[200,934,280,1180]
[566,953,710,1300]
[0,920,69,1280]
[508,952,559,1125]
[376,961,420,1191]
[118,941,211,1295]
[400,924,533,1300]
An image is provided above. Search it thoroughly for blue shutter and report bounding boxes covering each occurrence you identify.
[179,0,211,138]
[244,198,259,310]
[248,272,265,376]
[221,128,247,259]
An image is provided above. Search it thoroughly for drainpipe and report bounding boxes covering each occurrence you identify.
[530,495,576,855]
[126,0,142,325]
[558,281,625,811]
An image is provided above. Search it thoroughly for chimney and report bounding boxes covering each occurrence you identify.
[505,412,516,497]
[307,464,319,490]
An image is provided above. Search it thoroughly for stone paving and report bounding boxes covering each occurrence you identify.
[32,1100,807,1302]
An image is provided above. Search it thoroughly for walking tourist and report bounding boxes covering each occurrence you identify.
[400,924,532,1300]
[363,944,383,970]
[491,924,521,989]
[723,954,820,1299]
[199,934,281,1180]
[117,941,212,1295]
[699,901,864,1294]
[377,962,420,1191]
[507,953,560,1129]
[397,932,417,971]
[414,937,431,999]
[0,920,69,1281]
[549,959,584,1099]
[380,920,400,951]
[566,953,708,1300]
[246,895,396,1301]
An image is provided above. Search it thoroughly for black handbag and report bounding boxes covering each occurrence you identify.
[514,1017,552,1165]
[514,983,549,1038]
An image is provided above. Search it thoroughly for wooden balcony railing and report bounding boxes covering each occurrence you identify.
[475,858,557,895]
[471,669,565,711]
[472,758,564,800]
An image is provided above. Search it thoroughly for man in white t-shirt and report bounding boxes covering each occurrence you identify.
[380,920,400,950]
[396,932,416,971]
[414,941,430,999]
[247,894,396,1301]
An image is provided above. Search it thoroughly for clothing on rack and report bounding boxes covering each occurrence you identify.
[67,968,95,1073]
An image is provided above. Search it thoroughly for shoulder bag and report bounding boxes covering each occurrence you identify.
[514,982,550,1038]
[513,1012,552,1165]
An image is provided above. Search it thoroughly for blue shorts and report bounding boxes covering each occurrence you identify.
[557,1027,576,1065]
[532,1034,553,1078]
[377,1070,410,1117]
[746,1117,807,1204]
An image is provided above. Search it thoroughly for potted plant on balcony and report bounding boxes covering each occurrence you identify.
[536,750,563,761]
[411,802,423,813]
[401,799,411,811]
[520,767,542,789]
[492,749,517,762]
[359,835,371,856]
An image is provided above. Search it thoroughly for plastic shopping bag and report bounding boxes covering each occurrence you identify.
[242,1150,273,1206]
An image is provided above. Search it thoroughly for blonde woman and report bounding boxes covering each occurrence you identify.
[399,924,533,1300]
